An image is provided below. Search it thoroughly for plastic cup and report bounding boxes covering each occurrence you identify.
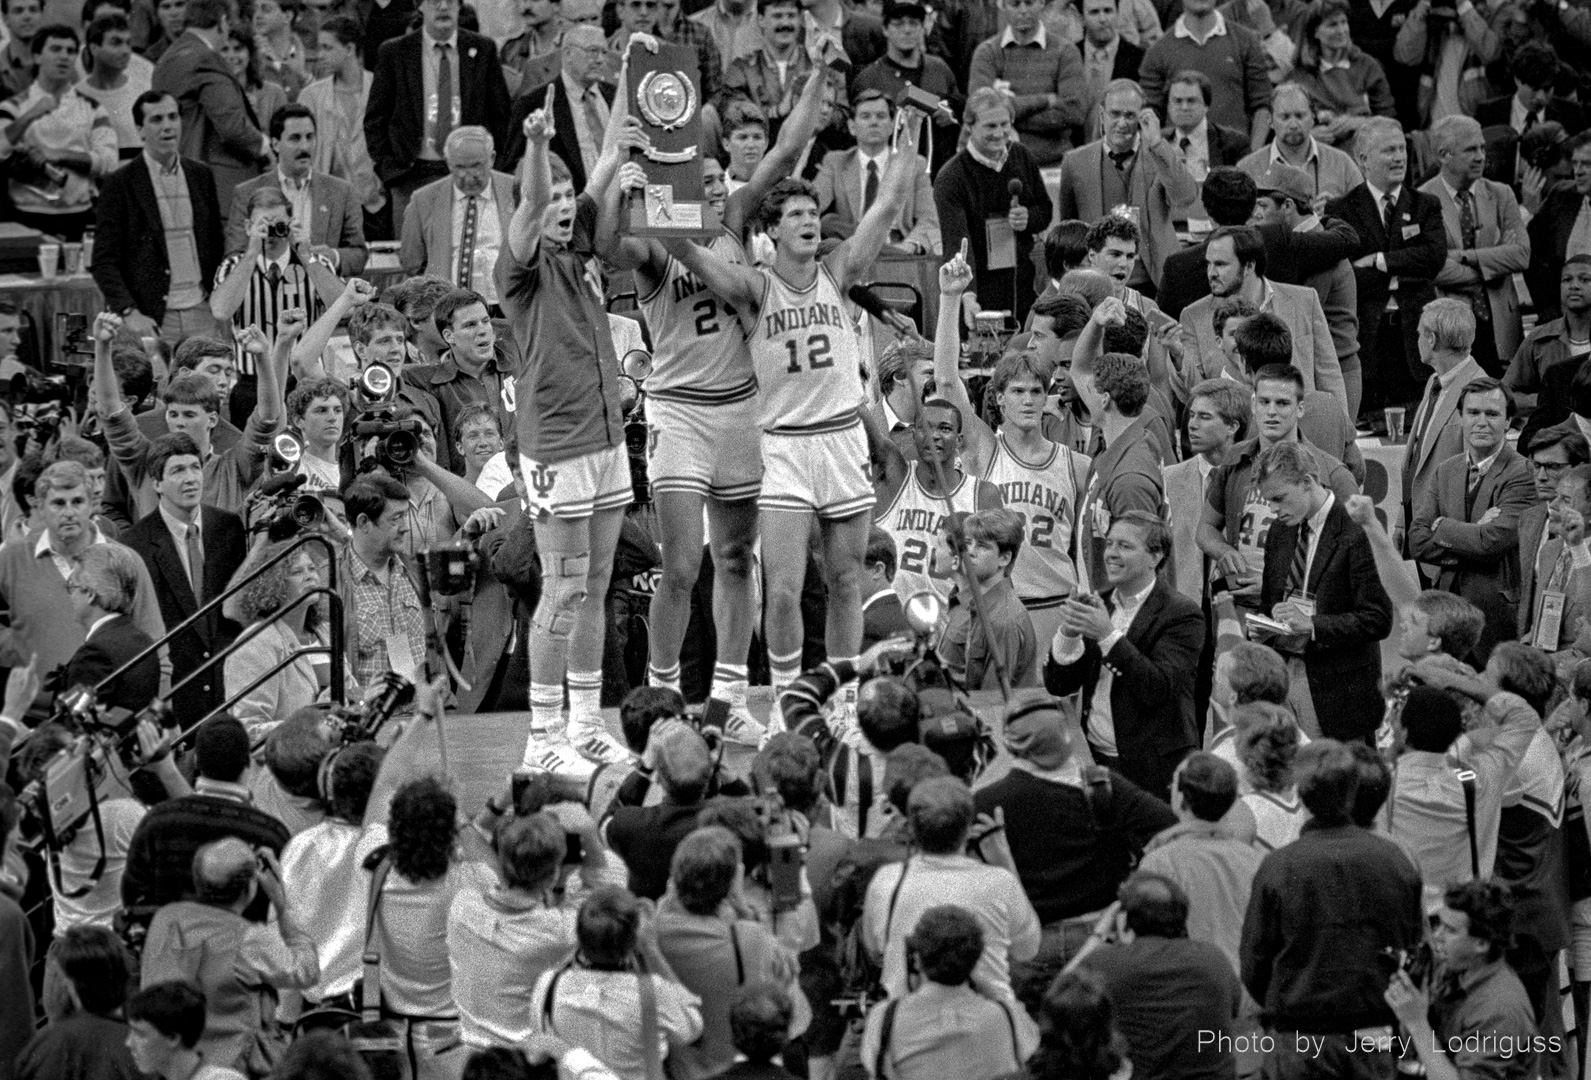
[62,242,82,275]
[37,243,59,279]
[1384,406,1406,444]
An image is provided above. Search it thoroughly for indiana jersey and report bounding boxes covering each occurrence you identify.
[875,462,978,604]
[638,231,757,405]
[983,432,1086,602]
[753,264,863,433]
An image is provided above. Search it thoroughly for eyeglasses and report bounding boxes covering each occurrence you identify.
[66,581,92,597]
[1532,459,1572,475]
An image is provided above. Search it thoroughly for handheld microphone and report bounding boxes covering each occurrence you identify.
[1008,178,1024,208]
[847,284,916,336]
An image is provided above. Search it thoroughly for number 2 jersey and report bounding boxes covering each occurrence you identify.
[875,462,979,604]
[982,432,1087,604]
[638,230,757,406]
[752,264,862,433]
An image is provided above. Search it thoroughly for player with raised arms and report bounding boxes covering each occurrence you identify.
[619,106,928,688]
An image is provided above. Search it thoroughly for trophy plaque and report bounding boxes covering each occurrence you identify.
[626,41,716,238]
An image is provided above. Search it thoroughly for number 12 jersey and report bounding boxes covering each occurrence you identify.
[752,264,863,433]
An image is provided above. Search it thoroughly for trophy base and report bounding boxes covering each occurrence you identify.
[626,185,719,239]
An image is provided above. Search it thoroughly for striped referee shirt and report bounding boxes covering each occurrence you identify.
[212,249,330,374]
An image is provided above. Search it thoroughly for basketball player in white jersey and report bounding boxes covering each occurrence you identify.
[596,69,828,742]
[624,108,927,686]
[865,345,1003,605]
[933,241,1091,649]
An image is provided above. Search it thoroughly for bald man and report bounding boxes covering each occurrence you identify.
[140,838,319,1074]
[499,22,617,186]
[400,125,518,303]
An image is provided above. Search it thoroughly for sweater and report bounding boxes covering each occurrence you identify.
[972,766,1176,923]
[1138,19,1269,136]
[933,145,1052,325]
[966,33,1087,165]
[0,534,166,678]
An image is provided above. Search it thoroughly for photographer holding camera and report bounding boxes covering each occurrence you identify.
[1384,880,1541,1080]
[140,837,320,1077]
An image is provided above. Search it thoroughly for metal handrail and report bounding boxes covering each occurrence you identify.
[92,533,345,708]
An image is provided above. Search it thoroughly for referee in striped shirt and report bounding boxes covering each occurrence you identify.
[211,186,343,426]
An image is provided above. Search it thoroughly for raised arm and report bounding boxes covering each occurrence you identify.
[91,310,126,418]
[291,278,374,381]
[508,89,557,265]
[934,239,995,472]
[858,399,907,496]
[592,63,665,275]
[660,235,764,313]
[830,107,926,291]
[1345,493,1421,608]
[256,309,299,429]
[725,68,831,238]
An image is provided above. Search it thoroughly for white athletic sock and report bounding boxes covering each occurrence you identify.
[568,669,603,720]
[769,650,802,693]
[530,683,564,734]
[711,662,749,706]
[648,662,682,694]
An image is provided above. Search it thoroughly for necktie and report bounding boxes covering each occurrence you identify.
[1109,148,1133,170]
[185,524,204,602]
[457,194,478,288]
[1525,109,1541,132]
[1286,521,1311,595]
[1179,134,1191,155]
[1408,378,1441,462]
[1457,190,1490,321]
[582,86,606,175]
[434,42,454,155]
[1548,542,1574,593]
[267,262,282,288]
[864,160,879,212]
[1382,190,1397,229]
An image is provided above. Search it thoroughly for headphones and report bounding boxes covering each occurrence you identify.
[317,745,345,807]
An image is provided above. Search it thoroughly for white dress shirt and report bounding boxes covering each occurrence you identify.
[158,503,202,587]
[1053,576,1156,756]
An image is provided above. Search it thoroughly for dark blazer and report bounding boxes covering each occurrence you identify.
[1260,499,1393,742]
[1516,502,1550,640]
[1407,444,1537,663]
[1043,579,1205,801]
[225,170,369,274]
[1475,97,1586,187]
[1324,182,1446,367]
[1111,38,1145,81]
[1165,121,1249,168]
[1527,184,1589,322]
[500,78,617,191]
[151,31,265,175]
[1154,217,1361,319]
[92,155,225,323]
[365,28,512,183]
[59,614,160,713]
[124,506,247,720]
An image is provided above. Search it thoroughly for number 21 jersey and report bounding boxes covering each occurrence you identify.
[753,265,862,433]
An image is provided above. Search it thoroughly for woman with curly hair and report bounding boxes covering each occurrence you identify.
[1231,702,1305,852]
[998,969,1129,1080]
[223,539,345,740]
[219,27,289,134]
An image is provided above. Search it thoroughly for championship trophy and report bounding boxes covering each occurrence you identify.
[625,40,716,238]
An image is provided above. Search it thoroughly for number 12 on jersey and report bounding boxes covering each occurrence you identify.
[784,334,833,373]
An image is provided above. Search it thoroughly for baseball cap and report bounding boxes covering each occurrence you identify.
[882,0,926,23]
[1255,163,1315,211]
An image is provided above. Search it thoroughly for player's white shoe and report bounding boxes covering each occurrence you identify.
[720,702,768,748]
[568,712,636,766]
[522,727,598,777]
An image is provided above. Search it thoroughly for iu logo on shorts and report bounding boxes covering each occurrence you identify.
[530,463,558,498]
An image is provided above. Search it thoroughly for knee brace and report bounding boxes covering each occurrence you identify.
[532,552,591,638]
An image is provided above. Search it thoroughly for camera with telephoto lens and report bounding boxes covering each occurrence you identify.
[322,672,415,747]
[266,220,292,239]
[1376,942,1433,987]
[422,541,481,597]
[351,404,423,474]
[753,793,806,914]
[473,767,587,864]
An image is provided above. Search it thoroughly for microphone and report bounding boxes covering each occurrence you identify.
[847,284,917,336]
[1008,178,1024,209]
[257,471,308,498]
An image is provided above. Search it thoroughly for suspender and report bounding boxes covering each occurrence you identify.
[1457,767,1479,878]
[873,990,1021,1079]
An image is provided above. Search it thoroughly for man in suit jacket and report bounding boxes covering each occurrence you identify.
[1325,117,1447,425]
[1255,441,1392,743]
[863,527,912,648]
[1178,225,1347,415]
[1057,79,1197,292]
[1044,510,1205,801]
[814,89,939,254]
[1518,463,1591,653]
[1526,136,1591,324]
[1163,377,1246,603]
[365,0,512,236]
[124,435,247,721]
[1156,166,1361,320]
[59,546,161,713]
[150,0,268,219]
[92,91,225,346]
[399,127,516,302]
[1078,0,1144,143]
[1407,376,1537,663]
[1401,298,1486,538]
[224,104,368,275]
[499,25,614,192]
[1474,43,1586,188]
[1419,117,1529,377]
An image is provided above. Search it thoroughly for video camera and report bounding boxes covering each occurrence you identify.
[351,403,423,475]
[752,792,805,914]
[249,469,329,540]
